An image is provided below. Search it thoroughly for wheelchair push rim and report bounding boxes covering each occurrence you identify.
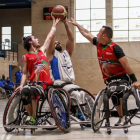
[56,88,71,112]
[91,89,105,132]
[68,87,95,124]
[48,88,71,133]
[3,89,22,132]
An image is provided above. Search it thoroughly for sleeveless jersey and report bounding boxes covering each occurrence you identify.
[50,50,75,82]
[97,42,127,81]
[25,50,53,86]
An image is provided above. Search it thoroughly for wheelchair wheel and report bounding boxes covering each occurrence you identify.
[69,88,95,123]
[0,88,6,99]
[91,89,105,132]
[80,88,95,121]
[56,88,71,112]
[48,88,71,133]
[3,90,22,132]
[133,87,140,108]
[38,99,57,130]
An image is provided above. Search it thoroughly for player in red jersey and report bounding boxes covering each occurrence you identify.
[16,17,60,125]
[70,18,140,126]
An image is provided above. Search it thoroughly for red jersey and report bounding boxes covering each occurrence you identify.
[25,50,53,86]
[97,42,127,81]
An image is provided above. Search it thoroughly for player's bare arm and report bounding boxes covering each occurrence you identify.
[70,18,94,44]
[40,17,60,56]
[119,56,140,89]
[63,17,74,56]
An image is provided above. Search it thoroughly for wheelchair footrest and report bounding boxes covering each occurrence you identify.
[110,108,139,117]
[3,125,58,129]
[101,123,140,129]
[71,121,91,124]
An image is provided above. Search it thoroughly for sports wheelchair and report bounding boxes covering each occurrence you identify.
[91,85,140,134]
[69,88,95,130]
[0,87,6,99]
[0,87,13,99]
[53,82,95,130]
[3,82,71,134]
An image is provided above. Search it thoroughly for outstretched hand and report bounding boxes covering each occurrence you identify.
[69,18,78,26]
[132,81,140,90]
[52,16,60,27]
[61,16,68,23]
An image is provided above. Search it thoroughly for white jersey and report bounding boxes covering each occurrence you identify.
[50,50,75,82]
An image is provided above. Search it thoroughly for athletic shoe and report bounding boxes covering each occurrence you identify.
[114,117,122,126]
[120,116,129,126]
[25,117,36,125]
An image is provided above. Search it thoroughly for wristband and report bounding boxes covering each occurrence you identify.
[129,74,137,83]
[52,27,56,31]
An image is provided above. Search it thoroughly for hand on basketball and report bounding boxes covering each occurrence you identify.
[61,16,67,23]
[52,5,67,21]
[52,16,60,27]
[69,18,78,26]
[132,81,140,90]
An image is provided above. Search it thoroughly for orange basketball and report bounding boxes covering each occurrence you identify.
[52,5,67,20]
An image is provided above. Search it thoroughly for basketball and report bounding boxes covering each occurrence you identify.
[52,5,67,20]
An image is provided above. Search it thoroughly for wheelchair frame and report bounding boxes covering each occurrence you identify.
[0,87,6,99]
[0,87,13,99]
[3,84,71,134]
[91,87,140,134]
[67,87,95,130]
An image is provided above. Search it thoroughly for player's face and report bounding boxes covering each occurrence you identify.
[55,41,62,52]
[31,36,40,48]
[97,28,105,43]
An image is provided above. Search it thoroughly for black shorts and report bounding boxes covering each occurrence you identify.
[21,85,44,105]
[105,74,131,106]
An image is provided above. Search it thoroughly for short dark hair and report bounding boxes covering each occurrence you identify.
[102,26,113,39]
[22,35,32,52]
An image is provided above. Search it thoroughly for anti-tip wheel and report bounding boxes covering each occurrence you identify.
[107,128,111,135]
[15,128,19,135]
[31,129,35,135]
[80,124,85,130]
[124,128,128,133]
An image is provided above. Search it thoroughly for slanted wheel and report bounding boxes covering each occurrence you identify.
[48,88,71,133]
[91,89,105,132]
[80,88,95,121]
[3,90,22,132]
[68,88,95,125]
[56,88,71,112]
[0,88,6,99]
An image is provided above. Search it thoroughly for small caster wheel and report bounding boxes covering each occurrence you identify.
[31,128,35,135]
[107,128,111,135]
[124,128,128,133]
[81,126,85,130]
[15,128,19,135]
[80,124,85,130]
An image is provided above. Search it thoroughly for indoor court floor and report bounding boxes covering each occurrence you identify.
[0,96,140,140]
